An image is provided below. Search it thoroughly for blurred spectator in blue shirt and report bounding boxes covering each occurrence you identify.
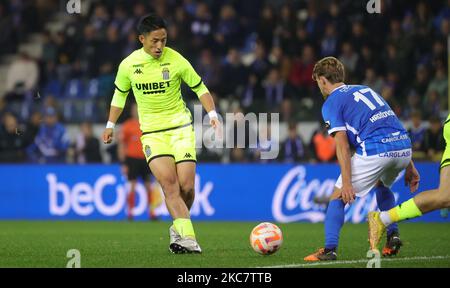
[27,107,69,163]
[403,89,421,119]
[320,23,338,57]
[214,4,241,52]
[424,116,445,162]
[122,30,139,58]
[408,111,426,155]
[89,4,109,37]
[362,67,384,95]
[250,41,271,82]
[196,48,220,91]
[281,121,307,163]
[190,3,213,51]
[339,42,359,81]
[257,5,275,51]
[220,48,247,98]
[98,25,123,68]
[426,63,448,109]
[239,73,264,110]
[110,5,131,39]
[263,68,285,109]
[253,124,277,163]
[423,89,441,120]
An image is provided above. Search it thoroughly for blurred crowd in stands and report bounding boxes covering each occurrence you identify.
[0,0,448,164]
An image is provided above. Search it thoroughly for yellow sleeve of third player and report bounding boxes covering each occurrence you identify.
[179,55,209,98]
[111,60,131,108]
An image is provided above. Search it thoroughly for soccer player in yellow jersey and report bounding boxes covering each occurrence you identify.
[368,114,450,251]
[102,14,221,254]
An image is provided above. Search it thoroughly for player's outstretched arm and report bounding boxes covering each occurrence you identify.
[103,105,123,144]
[334,131,355,204]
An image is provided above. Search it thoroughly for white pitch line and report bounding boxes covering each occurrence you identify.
[257,255,450,268]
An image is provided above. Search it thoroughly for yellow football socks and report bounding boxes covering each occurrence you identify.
[388,199,423,223]
[173,218,196,239]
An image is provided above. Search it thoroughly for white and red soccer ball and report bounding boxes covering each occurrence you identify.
[250,222,283,255]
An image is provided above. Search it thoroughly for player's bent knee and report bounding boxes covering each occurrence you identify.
[433,188,450,208]
[180,181,194,195]
[330,187,342,200]
[438,189,450,207]
[438,177,450,205]
[159,177,180,195]
[180,183,195,203]
[160,174,178,186]
[163,188,181,202]
[181,188,195,202]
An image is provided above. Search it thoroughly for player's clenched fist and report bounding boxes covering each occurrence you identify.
[103,128,114,144]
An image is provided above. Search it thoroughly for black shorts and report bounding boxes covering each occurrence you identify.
[125,157,151,181]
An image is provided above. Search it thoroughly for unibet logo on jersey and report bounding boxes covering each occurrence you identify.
[135,82,171,94]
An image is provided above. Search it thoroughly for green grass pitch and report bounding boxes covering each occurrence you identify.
[1,221,449,268]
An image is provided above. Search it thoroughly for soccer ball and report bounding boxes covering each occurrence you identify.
[250,222,283,255]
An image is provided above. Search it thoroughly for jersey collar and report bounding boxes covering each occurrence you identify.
[330,84,346,96]
[140,47,164,62]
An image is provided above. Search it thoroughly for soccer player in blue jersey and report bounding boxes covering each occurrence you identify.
[304,57,420,261]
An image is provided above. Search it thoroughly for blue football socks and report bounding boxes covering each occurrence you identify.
[324,199,345,251]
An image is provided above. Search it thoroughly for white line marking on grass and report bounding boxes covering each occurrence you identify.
[257,255,450,268]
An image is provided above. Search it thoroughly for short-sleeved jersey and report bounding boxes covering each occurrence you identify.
[112,47,209,133]
[322,84,411,156]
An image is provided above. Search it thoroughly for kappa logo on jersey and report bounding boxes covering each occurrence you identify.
[184,153,192,159]
[145,145,152,157]
[134,68,143,74]
[162,67,170,80]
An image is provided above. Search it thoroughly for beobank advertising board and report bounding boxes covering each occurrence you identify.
[0,163,445,222]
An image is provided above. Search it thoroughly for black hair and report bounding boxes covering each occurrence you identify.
[137,14,167,35]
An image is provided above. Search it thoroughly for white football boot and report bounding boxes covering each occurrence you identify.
[169,225,181,244]
[170,237,202,254]
[169,225,181,253]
